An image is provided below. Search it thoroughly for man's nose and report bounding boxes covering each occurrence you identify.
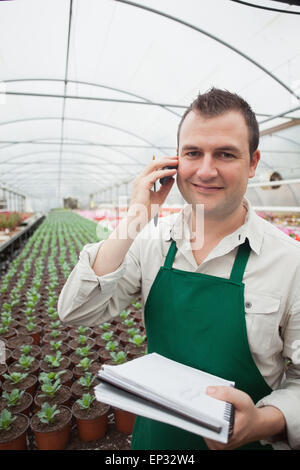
[195,154,218,180]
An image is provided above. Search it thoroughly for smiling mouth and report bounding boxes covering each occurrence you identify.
[191,183,223,192]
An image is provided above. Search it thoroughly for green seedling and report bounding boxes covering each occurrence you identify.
[0,317,12,327]
[20,345,33,355]
[129,334,147,347]
[25,321,37,332]
[78,372,97,389]
[3,372,28,384]
[120,310,130,320]
[0,325,9,334]
[50,320,62,330]
[76,326,89,335]
[122,318,136,328]
[105,340,119,352]
[38,379,61,397]
[49,330,61,338]
[127,328,140,338]
[0,409,17,430]
[2,389,25,406]
[78,357,93,371]
[110,351,128,364]
[75,346,92,358]
[16,354,35,370]
[48,311,59,320]
[98,322,112,331]
[77,335,88,345]
[49,340,62,351]
[44,351,63,368]
[76,393,95,410]
[39,370,66,383]
[132,302,141,310]
[2,303,12,313]
[101,331,114,342]
[37,403,60,424]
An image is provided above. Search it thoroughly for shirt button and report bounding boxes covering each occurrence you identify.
[245,301,252,309]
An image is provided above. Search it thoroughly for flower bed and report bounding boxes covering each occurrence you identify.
[0,210,146,450]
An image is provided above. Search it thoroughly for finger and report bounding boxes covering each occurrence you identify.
[141,156,178,176]
[204,438,226,450]
[145,167,177,187]
[206,386,252,410]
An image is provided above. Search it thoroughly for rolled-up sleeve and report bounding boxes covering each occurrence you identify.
[256,293,300,450]
[58,240,142,327]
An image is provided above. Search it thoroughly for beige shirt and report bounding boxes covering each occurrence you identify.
[58,198,300,449]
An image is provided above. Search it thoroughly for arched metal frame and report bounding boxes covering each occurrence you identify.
[113,0,300,101]
[0,116,169,158]
[0,149,137,179]
[9,169,109,190]
[1,0,300,206]
[3,79,182,117]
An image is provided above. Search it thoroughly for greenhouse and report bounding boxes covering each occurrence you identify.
[1,0,300,452]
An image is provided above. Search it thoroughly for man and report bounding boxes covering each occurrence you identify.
[58,88,300,450]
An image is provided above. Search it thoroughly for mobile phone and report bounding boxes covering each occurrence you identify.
[159,165,178,185]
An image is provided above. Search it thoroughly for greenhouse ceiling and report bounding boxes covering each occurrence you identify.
[1,0,300,211]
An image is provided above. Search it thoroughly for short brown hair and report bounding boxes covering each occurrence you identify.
[177,88,259,159]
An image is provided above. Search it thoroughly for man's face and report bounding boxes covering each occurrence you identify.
[176,110,260,220]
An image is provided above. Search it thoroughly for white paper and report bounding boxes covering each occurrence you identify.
[96,353,234,443]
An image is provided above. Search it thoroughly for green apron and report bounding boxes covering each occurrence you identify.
[131,238,273,450]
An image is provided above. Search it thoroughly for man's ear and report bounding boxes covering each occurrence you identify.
[249,150,260,179]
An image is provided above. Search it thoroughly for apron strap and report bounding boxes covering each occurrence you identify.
[163,240,178,269]
[229,238,251,283]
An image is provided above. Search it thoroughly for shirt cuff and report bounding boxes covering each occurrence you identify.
[76,241,127,298]
[256,391,300,450]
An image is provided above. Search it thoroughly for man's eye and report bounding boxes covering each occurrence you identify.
[220,152,235,159]
[186,151,198,157]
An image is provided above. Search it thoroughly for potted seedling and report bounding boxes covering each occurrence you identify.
[41,339,69,356]
[132,301,141,311]
[12,343,41,361]
[125,334,147,359]
[117,317,137,335]
[73,357,101,379]
[72,393,110,442]
[0,388,33,416]
[44,320,66,334]
[95,330,114,348]
[41,350,70,372]
[43,328,68,344]
[70,345,99,365]
[0,324,17,341]
[8,354,40,376]
[34,377,72,410]
[109,351,128,365]
[96,322,115,333]
[69,325,93,339]
[38,369,72,388]
[118,327,140,346]
[69,333,96,352]
[2,371,37,397]
[30,402,72,450]
[0,408,29,450]
[18,320,42,345]
[70,372,99,399]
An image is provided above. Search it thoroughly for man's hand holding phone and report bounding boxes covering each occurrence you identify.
[129,156,178,223]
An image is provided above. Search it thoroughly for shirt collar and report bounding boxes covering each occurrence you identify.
[162,197,265,256]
